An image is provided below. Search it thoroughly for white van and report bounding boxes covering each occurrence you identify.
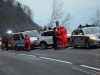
[11,30,39,50]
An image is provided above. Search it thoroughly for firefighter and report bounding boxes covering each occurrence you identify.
[24,34,30,51]
[2,36,8,51]
[62,26,68,48]
[60,26,65,49]
[55,26,63,49]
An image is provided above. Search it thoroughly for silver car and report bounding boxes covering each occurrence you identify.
[70,25,100,49]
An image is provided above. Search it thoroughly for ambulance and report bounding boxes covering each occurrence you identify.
[11,30,39,50]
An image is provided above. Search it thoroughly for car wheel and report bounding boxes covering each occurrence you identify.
[15,45,19,51]
[11,45,13,50]
[40,42,47,50]
[2,47,4,50]
[72,41,77,49]
[11,47,13,50]
[85,41,90,49]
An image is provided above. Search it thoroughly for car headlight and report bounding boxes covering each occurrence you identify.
[89,36,96,40]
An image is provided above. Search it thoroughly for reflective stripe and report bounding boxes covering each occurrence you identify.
[25,40,30,42]
[56,36,63,38]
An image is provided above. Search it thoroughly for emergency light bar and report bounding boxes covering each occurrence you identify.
[78,24,95,28]
[30,29,34,30]
[20,30,25,32]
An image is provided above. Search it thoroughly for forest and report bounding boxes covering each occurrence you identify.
[0,0,40,36]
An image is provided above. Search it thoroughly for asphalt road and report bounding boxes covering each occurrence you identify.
[0,46,100,75]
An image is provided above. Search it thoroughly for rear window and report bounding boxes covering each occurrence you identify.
[13,34,20,41]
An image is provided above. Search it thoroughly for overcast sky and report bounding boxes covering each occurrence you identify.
[16,0,100,31]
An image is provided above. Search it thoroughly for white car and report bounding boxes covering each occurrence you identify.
[37,30,71,50]
[37,30,53,50]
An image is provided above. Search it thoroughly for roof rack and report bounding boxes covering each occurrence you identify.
[78,24,95,28]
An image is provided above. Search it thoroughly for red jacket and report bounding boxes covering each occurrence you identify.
[24,36,30,43]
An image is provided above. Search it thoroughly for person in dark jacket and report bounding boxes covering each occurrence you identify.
[2,36,8,51]
[52,27,58,50]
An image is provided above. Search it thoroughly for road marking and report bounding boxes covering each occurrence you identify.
[72,66,95,75]
[18,53,36,57]
[18,54,27,56]
[80,65,100,71]
[39,57,73,64]
[26,55,36,57]
[12,53,15,54]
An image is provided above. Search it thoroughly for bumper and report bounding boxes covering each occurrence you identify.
[89,39,100,46]
[31,43,38,47]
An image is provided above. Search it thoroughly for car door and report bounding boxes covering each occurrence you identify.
[71,30,80,45]
[43,31,53,44]
[78,30,85,45]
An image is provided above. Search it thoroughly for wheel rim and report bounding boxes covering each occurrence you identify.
[41,43,46,50]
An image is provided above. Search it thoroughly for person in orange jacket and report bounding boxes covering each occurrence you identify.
[24,34,30,51]
[62,26,68,48]
[55,26,63,49]
[60,26,65,49]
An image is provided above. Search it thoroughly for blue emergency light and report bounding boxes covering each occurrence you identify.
[78,24,95,28]
[20,30,25,32]
[30,29,34,30]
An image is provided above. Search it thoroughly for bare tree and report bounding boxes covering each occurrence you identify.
[6,0,15,6]
[23,5,34,20]
[48,0,72,29]
[90,9,100,26]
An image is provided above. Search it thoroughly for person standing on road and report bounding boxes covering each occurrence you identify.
[24,34,31,51]
[52,27,58,50]
[55,26,63,50]
[62,26,68,48]
[2,36,8,51]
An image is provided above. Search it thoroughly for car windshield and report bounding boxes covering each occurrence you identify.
[22,30,39,37]
[83,27,100,34]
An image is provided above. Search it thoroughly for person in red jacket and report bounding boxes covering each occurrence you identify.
[55,26,63,49]
[62,26,68,48]
[24,34,30,51]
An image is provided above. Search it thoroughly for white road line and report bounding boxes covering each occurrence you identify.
[72,67,95,75]
[18,53,36,57]
[39,57,73,64]
[80,65,100,71]
[12,53,15,54]
[26,55,36,57]
[18,54,27,56]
